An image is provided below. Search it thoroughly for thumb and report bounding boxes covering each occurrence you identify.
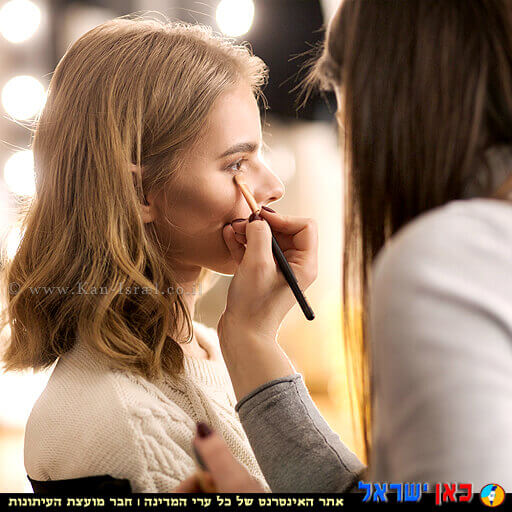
[243,214,274,267]
[222,224,245,264]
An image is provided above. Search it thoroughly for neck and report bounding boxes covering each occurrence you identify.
[177,278,200,323]
[168,261,210,359]
[168,259,202,320]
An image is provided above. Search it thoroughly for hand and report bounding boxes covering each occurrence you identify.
[174,424,265,493]
[217,208,318,401]
[220,208,318,337]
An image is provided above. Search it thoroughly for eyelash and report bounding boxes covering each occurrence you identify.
[226,158,247,174]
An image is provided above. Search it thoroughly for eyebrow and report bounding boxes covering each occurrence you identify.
[218,142,259,159]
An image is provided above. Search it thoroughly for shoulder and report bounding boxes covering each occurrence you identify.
[369,198,512,347]
[25,351,127,440]
[24,343,193,486]
[373,198,512,291]
[368,200,512,485]
[24,353,140,479]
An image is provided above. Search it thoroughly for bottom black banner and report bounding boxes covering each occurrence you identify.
[1,492,510,511]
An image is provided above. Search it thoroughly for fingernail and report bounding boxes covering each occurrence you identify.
[196,422,213,438]
[249,212,263,222]
[231,218,246,224]
[261,206,276,213]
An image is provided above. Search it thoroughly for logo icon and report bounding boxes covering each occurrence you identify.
[480,484,505,507]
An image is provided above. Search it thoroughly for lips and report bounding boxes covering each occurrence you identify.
[223,214,249,229]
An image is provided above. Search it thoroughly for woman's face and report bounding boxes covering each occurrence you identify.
[150,81,284,276]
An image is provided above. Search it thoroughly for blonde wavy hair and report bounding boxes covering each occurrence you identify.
[0,15,268,381]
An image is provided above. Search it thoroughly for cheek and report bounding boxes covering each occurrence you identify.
[204,183,253,229]
[165,176,244,232]
[216,181,247,222]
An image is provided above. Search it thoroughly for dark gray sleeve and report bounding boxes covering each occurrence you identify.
[235,373,367,493]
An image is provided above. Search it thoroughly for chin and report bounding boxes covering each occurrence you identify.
[206,257,238,276]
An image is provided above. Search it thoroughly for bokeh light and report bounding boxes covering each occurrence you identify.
[0,0,41,44]
[1,75,46,121]
[3,150,36,197]
[216,0,255,37]
[5,225,22,261]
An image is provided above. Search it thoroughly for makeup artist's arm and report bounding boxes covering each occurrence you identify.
[217,210,366,492]
[219,319,366,493]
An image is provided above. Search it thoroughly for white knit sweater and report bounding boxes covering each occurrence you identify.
[24,321,270,492]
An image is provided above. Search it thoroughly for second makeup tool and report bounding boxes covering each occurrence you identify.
[192,444,217,492]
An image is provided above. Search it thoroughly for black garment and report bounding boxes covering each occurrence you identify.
[27,474,132,494]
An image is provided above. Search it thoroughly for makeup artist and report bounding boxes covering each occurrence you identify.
[177,0,512,493]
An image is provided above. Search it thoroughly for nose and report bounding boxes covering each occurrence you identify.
[252,162,285,208]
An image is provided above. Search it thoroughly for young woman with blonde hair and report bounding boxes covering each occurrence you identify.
[0,16,319,492]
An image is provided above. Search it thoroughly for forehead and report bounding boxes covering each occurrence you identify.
[198,82,262,156]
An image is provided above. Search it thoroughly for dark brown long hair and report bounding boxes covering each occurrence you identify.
[306,0,512,465]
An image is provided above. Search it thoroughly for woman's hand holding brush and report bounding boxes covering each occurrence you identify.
[223,208,317,329]
[219,201,318,401]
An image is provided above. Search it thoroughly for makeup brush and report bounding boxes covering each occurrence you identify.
[192,444,217,492]
[234,175,315,321]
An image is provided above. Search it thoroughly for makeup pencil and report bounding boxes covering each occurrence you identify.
[234,176,315,321]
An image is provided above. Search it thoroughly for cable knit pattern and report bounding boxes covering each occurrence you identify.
[24,321,270,492]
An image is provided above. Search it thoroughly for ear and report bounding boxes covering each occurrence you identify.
[140,202,154,224]
[129,163,155,224]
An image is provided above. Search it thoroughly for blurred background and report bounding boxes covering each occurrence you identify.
[0,0,361,492]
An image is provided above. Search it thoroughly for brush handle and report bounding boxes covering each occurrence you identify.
[192,444,217,492]
[271,235,315,321]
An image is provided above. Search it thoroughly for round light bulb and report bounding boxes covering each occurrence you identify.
[3,150,36,197]
[1,75,46,120]
[0,0,41,44]
[216,0,255,37]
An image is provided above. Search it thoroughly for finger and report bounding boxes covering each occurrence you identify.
[243,216,274,267]
[259,209,313,236]
[202,472,216,490]
[260,210,318,252]
[234,232,247,245]
[194,432,248,486]
[270,231,295,252]
[235,217,294,250]
[237,212,315,253]
[231,219,248,235]
[290,217,318,253]
[222,224,245,264]
[173,474,203,493]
